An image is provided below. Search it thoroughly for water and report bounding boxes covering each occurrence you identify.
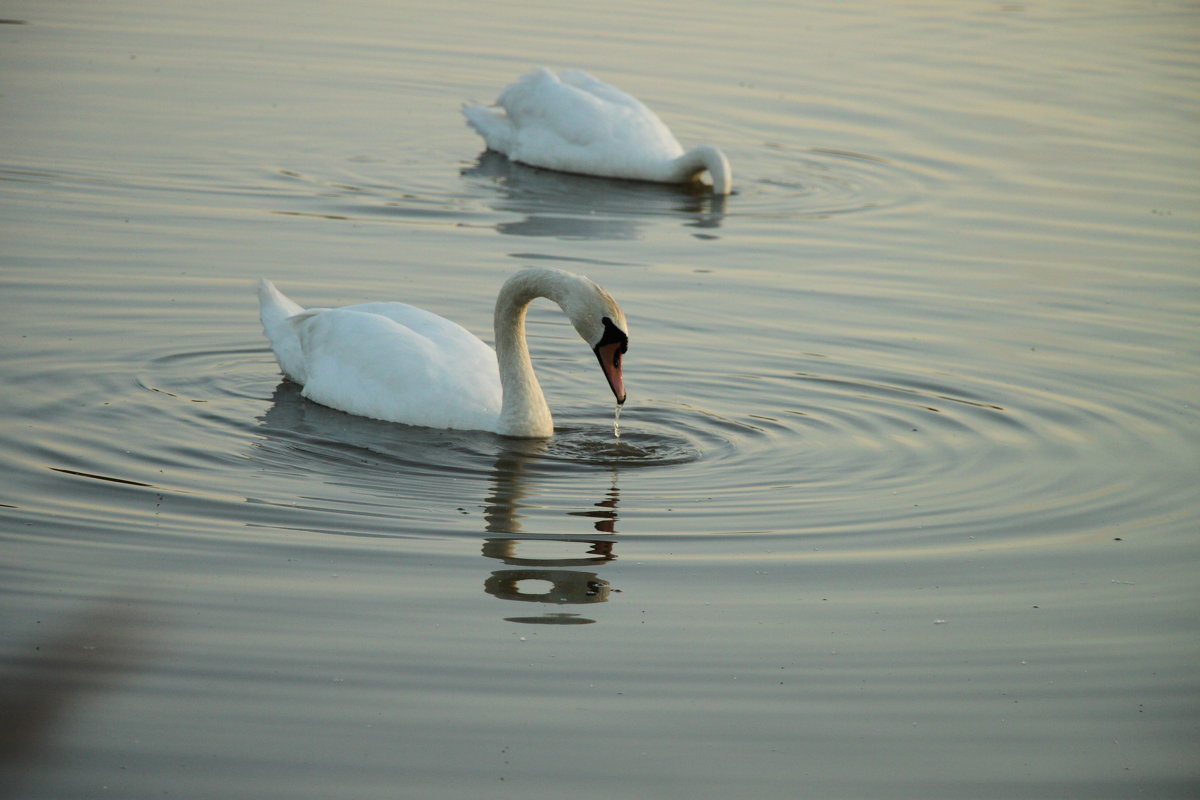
[2,1,1198,798]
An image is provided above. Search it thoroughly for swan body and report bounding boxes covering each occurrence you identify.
[258,268,629,438]
[463,67,732,194]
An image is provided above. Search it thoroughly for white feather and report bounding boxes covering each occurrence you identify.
[463,67,732,194]
[257,269,629,438]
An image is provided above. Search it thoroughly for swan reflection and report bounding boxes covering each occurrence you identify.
[484,568,609,603]
[481,545,614,626]
[482,445,620,624]
[461,151,726,238]
[256,381,624,624]
[484,443,621,535]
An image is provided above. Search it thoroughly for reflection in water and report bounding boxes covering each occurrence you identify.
[461,151,726,237]
[570,482,620,534]
[483,569,609,603]
[483,445,620,624]
[481,537,616,567]
[481,542,613,625]
[498,215,640,240]
[484,444,621,536]
[257,381,623,624]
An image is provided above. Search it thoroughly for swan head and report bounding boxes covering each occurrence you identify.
[592,315,629,405]
[497,267,630,413]
[559,277,629,405]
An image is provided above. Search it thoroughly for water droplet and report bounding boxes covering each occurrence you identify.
[613,402,622,439]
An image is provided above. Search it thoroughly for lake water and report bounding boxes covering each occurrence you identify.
[1,1,1197,797]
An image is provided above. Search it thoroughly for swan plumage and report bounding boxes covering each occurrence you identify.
[463,67,732,194]
[258,268,629,438]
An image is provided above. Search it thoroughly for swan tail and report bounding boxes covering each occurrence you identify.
[258,279,304,326]
[462,102,514,154]
[257,279,309,383]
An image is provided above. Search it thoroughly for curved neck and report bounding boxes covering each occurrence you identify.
[674,145,732,194]
[493,269,575,437]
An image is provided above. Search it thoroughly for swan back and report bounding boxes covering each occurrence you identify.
[508,68,683,161]
[298,306,502,431]
[258,280,503,431]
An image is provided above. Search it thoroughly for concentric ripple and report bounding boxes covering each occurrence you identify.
[36,313,1171,561]
[260,135,926,242]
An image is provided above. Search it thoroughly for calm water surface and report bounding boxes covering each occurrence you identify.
[2,1,1198,798]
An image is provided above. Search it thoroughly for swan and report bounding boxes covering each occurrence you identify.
[257,268,629,438]
[463,67,732,194]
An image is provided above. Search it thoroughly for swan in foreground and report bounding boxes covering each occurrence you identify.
[463,67,732,194]
[258,268,629,438]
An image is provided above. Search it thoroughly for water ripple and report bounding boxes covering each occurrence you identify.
[1,292,1189,563]
[258,136,925,240]
[154,335,1183,556]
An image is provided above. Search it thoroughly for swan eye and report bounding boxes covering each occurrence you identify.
[598,316,628,354]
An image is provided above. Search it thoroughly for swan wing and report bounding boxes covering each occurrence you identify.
[493,68,684,177]
[292,304,503,431]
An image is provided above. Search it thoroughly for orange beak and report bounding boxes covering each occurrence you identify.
[594,341,626,405]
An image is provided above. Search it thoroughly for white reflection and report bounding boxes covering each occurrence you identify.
[461,151,727,238]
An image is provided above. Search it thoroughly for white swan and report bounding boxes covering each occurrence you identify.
[463,67,732,194]
[258,268,629,438]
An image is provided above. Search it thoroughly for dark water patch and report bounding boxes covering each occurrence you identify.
[502,614,595,625]
[48,468,156,489]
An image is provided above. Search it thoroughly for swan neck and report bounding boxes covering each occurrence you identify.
[677,145,732,194]
[493,271,567,437]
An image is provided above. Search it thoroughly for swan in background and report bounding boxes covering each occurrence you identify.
[258,268,629,438]
[463,67,732,194]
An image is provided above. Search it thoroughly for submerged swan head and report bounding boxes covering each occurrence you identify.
[675,145,733,195]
